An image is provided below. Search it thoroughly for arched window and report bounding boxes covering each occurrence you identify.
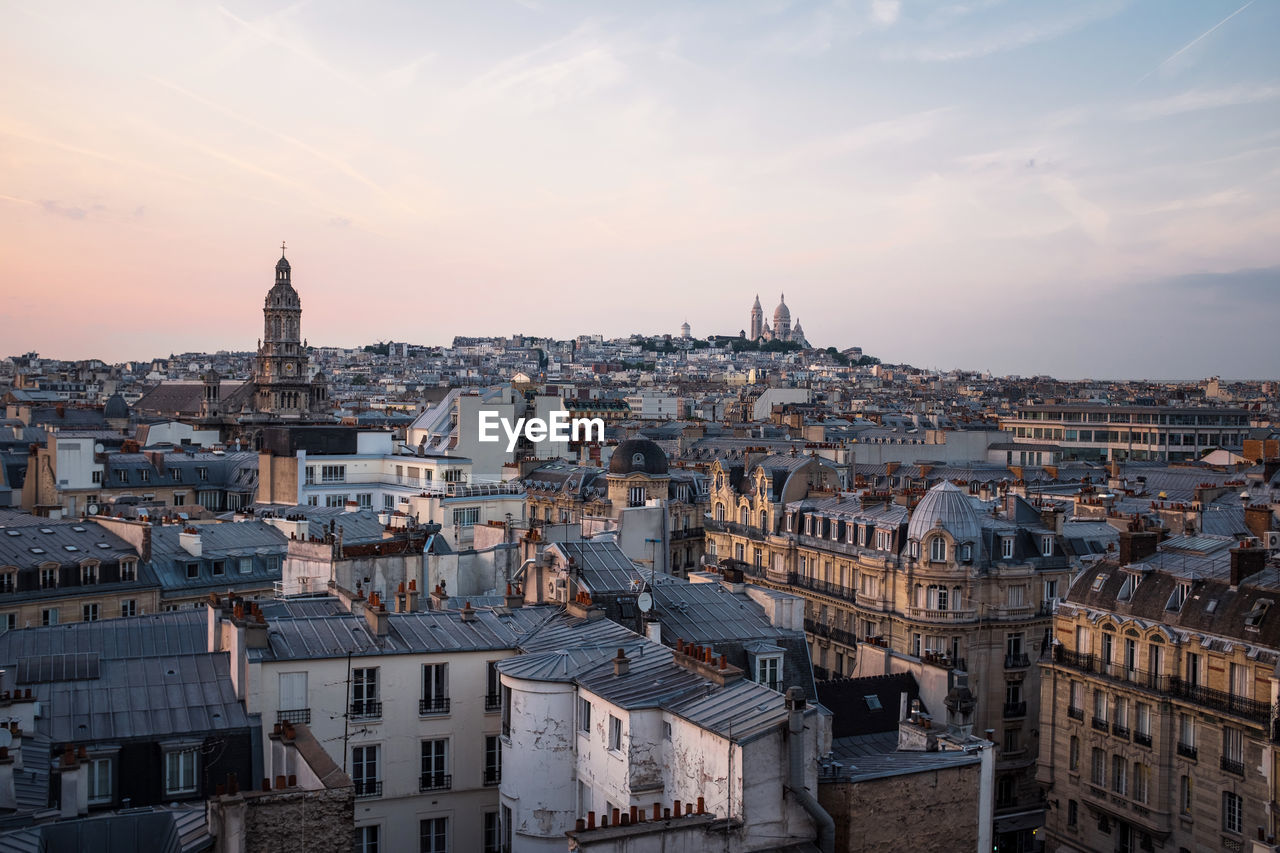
[715,503,725,522]
[739,506,749,526]
[952,586,963,608]
[759,510,768,531]
[929,537,947,562]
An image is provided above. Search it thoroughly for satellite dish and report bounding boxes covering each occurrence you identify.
[94,444,104,453]
[87,504,99,516]
[637,592,653,613]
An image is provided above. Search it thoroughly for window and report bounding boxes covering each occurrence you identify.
[577,697,591,733]
[929,537,947,562]
[120,599,137,618]
[1001,537,1014,559]
[419,809,450,850]
[1067,799,1078,828]
[0,572,13,594]
[1223,726,1244,774]
[483,813,499,853]
[1041,535,1054,557]
[196,467,208,482]
[608,714,622,751]
[1223,791,1243,834]
[628,486,646,507]
[420,739,450,791]
[82,603,100,622]
[164,748,198,796]
[501,806,512,853]
[92,469,102,484]
[325,494,349,508]
[1136,702,1151,739]
[1132,761,1149,803]
[1111,754,1126,795]
[1093,689,1107,723]
[352,668,380,720]
[1069,681,1083,714]
[118,470,129,484]
[237,557,253,574]
[421,663,449,715]
[355,826,380,853]
[186,563,199,580]
[120,560,136,581]
[172,468,182,482]
[486,661,502,711]
[1007,585,1026,607]
[1185,651,1201,686]
[1069,736,1079,771]
[42,608,58,626]
[139,469,150,483]
[1075,626,1091,655]
[81,563,98,585]
[87,756,113,804]
[1003,728,1019,753]
[995,775,1016,808]
[755,655,781,691]
[1229,662,1249,698]
[320,464,345,483]
[484,735,502,786]
[1180,775,1193,815]
[352,745,380,798]
[212,560,225,577]
[1179,713,1196,753]
[358,493,373,508]
[1090,748,1105,786]
[452,507,480,528]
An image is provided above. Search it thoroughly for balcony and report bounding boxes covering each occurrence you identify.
[1003,701,1027,719]
[1176,742,1197,760]
[276,708,311,725]
[792,574,858,604]
[419,773,452,792]
[1220,756,1244,776]
[1168,678,1271,723]
[1004,652,1030,669]
[1092,716,1109,732]
[1135,731,1152,747]
[1112,723,1130,740]
[354,779,382,799]
[1067,706,1084,721]
[484,693,502,712]
[350,700,382,721]
[802,618,859,648]
[419,697,451,716]
[484,767,501,787]
[905,606,978,623]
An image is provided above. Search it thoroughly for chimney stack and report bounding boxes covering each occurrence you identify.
[1230,541,1267,588]
[613,647,630,677]
[1118,530,1159,566]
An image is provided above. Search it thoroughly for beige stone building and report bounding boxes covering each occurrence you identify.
[1038,533,1280,853]
[705,462,1075,851]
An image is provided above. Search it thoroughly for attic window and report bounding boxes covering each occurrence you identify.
[1118,576,1136,601]
[63,545,78,552]
[5,530,20,537]
[1166,582,1190,611]
[96,542,111,549]
[39,528,53,535]
[863,695,882,711]
[72,526,86,532]
[1245,600,1272,627]
[1090,574,1107,592]
[1206,599,1219,614]
[29,547,45,555]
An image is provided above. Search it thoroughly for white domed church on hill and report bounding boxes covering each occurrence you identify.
[748,294,809,346]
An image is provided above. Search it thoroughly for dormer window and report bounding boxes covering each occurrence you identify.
[1002,537,1014,560]
[1041,535,1054,557]
[1245,599,1272,627]
[1167,582,1190,611]
[1090,574,1106,592]
[929,537,947,562]
[632,452,645,467]
[961,543,972,562]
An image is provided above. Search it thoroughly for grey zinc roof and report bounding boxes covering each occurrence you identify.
[0,519,138,570]
[828,732,981,783]
[36,653,251,742]
[249,605,554,662]
[148,520,287,592]
[663,676,796,742]
[551,541,644,594]
[0,610,208,666]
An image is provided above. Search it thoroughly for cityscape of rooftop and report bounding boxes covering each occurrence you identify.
[2,3,1279,853]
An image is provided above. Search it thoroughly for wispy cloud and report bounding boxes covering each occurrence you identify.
[465,23,626,111]
[870,0,901,28]
[884,3,1121,62]
[216,3,366,91]
[1137,0,1255,83]
[1128,84,1280,120]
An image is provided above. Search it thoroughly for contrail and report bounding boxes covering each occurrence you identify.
[1138,0,1255,83]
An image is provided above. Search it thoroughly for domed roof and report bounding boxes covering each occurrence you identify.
[773,294,790,324]
[276,254,291,272]
[907,481,982,545]
[103,392,129,420]
[608,438,669,477]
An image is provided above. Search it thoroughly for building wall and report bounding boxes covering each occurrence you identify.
[818,763,981,853]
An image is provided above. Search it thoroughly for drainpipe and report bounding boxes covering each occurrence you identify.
[786,687,834,853]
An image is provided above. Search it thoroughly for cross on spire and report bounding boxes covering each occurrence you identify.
[280,240,287,256]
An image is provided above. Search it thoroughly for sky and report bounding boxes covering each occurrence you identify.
[2,0,1278,379]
